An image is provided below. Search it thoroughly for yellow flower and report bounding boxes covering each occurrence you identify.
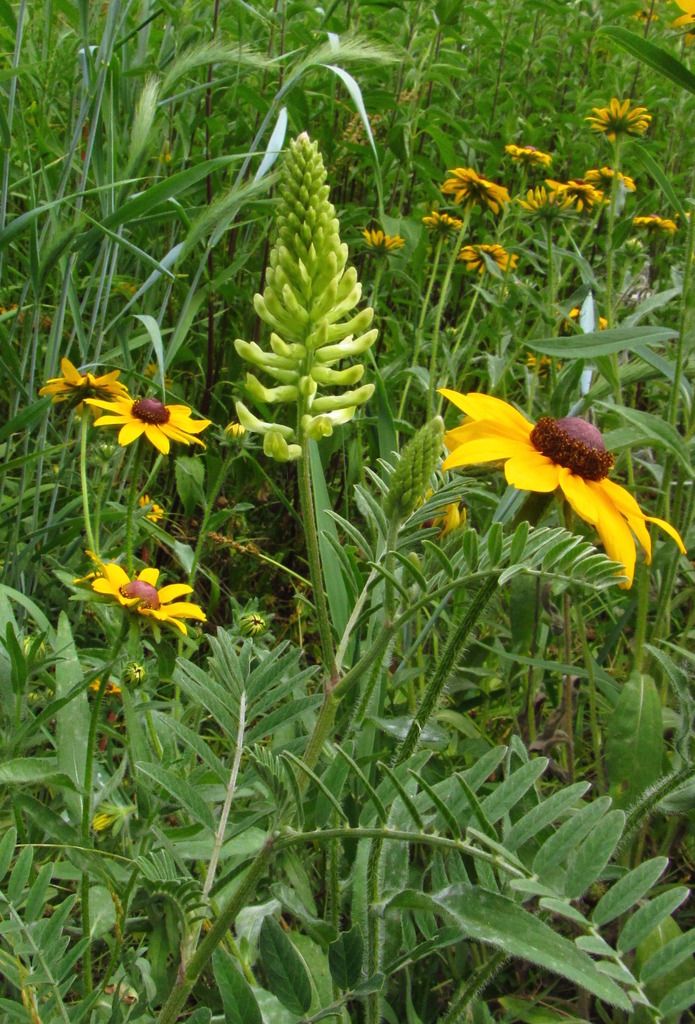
[433,501,465,535]
[92,802,135,834]
[422,211,464,235]
[362,228,405,252]
[585,167,637,192]
[545,179,604,213]
[91,563,206,635]
[458,243,518,274]
[441,167,510,214]
[224,421,247,438]
[673,10,695,42]
[563,307,609,332]
[505,144,553,168]
[139,494,165,523]
[586,98,651,142]
[86,395,211,455]
[517,186,575,220]
[39,357,130,410]
[439,389,686,588]
[89,679,122,697]
[633,214,678,234]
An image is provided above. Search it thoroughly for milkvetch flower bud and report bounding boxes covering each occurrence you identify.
[385,417,445,522]
[234,134,377,459]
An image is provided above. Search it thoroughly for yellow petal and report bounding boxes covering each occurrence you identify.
[60,357,82,383]
[158,583,194,603]
[591,485,637,587]
[101,563,130,589]
[92,414,129,427]
[504,452,559,492]
[119,421,146,446]
[438,390,533,438]
[645,515,687,554]
[442,436,533,470]
[144,424,170,454]
[674,0,695,14]
[595,477,644,519]
[157,602,207,620]
[138,567,160,586]
[558,469,599,525]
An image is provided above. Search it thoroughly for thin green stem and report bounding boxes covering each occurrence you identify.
[298,441,337,679]
[156,834,276,1024]
[668,197,695,427]
[124,441,143,574]
[399,234,444,421]
[393,574,498,766]
[427,210,471,419]
[439,950,507,1024]
[79,410,97,555]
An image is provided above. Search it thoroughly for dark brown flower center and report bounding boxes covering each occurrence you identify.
[530,416,614,481]
[120,580,160,609]
[132,398,170,425]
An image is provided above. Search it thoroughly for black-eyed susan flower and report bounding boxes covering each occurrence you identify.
[441,167,510,214]
[585,167,637,193]
[458,243,518,274]
[586,98,651,142]
[545,178,604,213]
[633,214,678,235]
[505,144,553,168]
[91,563,206,635]
[440,389,686,588]
[518,186,575,220]
[673,8,695,43]
[362,228,405,252]
[563,307,609,332]
[422,210,464,235]
[224,421,247,439]
[39,357,130,410]
[138,494,165,523]
[86,395,211,455]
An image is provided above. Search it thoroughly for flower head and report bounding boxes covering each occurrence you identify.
[586,98,651,141]
[224,421,247,439]
[139,494,165,523]
[91,563,206,635]
[362,228,405,252]
[563,307,608,333]
[440,389,686,588]
[545,179,604,213]
[673,10,695,43]
[422,211,464,235]
[505,144,553,168]
[458,243,518,275]
[518,186,575,220]
[85,395,211,454]
[441,167,510,214]
[39,357,130,410]
[585,167,637,192]
[632,214,678,235]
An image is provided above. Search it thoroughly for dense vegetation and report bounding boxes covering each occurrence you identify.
[1,0,695,1021]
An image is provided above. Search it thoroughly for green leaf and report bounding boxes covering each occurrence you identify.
[431,887,631,1009]
[0,757,77,790]
[564,810,625,899]
[134,314,168,398]
[592,857,668,927]
[135,762,216,832]
[175,456,206,516]
[641,927,695,984]
[212,948,263,1024]
[258,916,313,1015]
[309,439,350,637]
[617,887,690,953]
[328,926,364,990]
[504,782,591,852]
[0,826,16,881]
[659,978,695,1018]
[599,26,695,95]
[605,674,663,809]
[526,325,677,358]
[479,758,548,826]
[54,613,89,824]
[626,144,687,221]
[598,403,691,473]
[532,797,611,881]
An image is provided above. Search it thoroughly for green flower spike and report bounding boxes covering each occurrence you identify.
[384,416,445,522]
[235,133,378,459]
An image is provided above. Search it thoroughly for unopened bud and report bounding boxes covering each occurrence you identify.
[384,418,445,522]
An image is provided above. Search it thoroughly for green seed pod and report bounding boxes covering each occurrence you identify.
[234,133,376,458]
[384,417,445,522]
